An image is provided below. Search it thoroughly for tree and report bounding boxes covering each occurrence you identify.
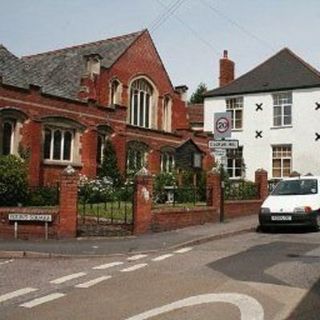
[99,140,123,187]
[0,155,28,206]
[189,82,207,104]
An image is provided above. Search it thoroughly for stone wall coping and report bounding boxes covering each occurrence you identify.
[0,207,59,214]
[152,206,216,214]
[225,199,262,205]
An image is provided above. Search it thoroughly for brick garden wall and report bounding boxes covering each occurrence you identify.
[151,207,218,232]
[0,207,59,239]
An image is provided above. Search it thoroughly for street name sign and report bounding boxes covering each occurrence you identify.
[214,112,232,139]
[8,214,52,222]
[212,149,226,157]
[208,140,239,149]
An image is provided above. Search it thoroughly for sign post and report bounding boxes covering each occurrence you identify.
[210,112,235,223]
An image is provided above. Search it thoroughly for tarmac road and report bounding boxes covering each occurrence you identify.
[0,229,319,320]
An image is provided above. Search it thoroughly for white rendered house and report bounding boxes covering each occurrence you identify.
[204,49,320,181]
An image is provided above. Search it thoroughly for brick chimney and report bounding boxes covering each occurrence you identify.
[78,53,102,101]
[219,50,234,87]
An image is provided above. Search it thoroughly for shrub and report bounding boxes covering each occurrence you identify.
[78,175,113,204]
[153,172,176,204]
[0,155,28,206]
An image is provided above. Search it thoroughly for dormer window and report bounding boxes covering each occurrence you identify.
[84,53,102,76]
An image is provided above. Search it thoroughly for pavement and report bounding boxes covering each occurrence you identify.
[0,215,258,258]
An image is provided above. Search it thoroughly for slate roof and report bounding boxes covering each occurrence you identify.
[0,30,144,101]
[187,103,204,125]
[205,48,320,97]
[0,44,30,89]
[22,30,144,101]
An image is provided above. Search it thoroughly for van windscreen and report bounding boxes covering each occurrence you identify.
[272,179,318,196]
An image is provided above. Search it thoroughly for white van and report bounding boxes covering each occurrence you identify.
[259,176,320,231]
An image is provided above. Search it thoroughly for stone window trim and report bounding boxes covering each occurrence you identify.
[226,96,243,130]
[126,141,149,174]
[127,76,159,130]
[273,91,292,127]
[272,144,292,178]
[162,95,172,132]
[0,108,27,156]
[96,124,113,165]
[41,117,84,166]
[109,78,122,106]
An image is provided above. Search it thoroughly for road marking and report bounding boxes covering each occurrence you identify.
[20,293,65,308]
[50,272,86,284]
[127,254,148,261]
[93,261,124,270]
[75,276,111,288]
[124,293,264,320]
[0,259,14,266]
[120,264,148,272]
[152,254,174,262]
[0,288,38,303]
[174,247,193,254]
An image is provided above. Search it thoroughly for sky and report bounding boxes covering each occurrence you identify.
[0,0,319,96]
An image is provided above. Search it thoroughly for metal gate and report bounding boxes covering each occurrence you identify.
[77,185,134,237]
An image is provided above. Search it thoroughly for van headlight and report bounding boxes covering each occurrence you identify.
[293,206,312,214]
[260,207,270,214]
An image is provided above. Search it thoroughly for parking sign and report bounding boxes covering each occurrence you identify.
[214,112,232,139]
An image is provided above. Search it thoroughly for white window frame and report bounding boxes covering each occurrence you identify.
[43,127,74,162]
[272,145,292,178]
[130,79,152,128]
[273,92,292,127]
[161,152,175,172]
[126,149,147,173]
[226,97,243,129]
[226,146,243,179]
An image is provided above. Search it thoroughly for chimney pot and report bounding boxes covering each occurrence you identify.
[223,50,228,59]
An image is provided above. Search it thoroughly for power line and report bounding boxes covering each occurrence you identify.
[149,0,180,31]
[156,0,220,56]
[201,0,275,52]
[150,0,186,33]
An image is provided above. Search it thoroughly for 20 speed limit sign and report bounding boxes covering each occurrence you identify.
[214,112,232,139]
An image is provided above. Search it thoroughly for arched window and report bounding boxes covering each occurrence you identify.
[160,147,175,173]
[96,134,105,165]
[43,128,74,162]
[110,79,121,105]
[2,120,15,155]
[126,141,148,175]
[130,79,153,128]
[0,109,27,156]
[163,96,172,132]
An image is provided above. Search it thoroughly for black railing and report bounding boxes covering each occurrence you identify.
[224,180,259,200]
[153,186,207,208]
[78,185,134,225]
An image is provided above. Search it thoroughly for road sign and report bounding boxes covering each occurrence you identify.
[212,149,226,157]
[208,140,239,149]
[214,112,231,139]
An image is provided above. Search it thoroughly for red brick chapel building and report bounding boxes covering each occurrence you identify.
[0,29,212,186]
